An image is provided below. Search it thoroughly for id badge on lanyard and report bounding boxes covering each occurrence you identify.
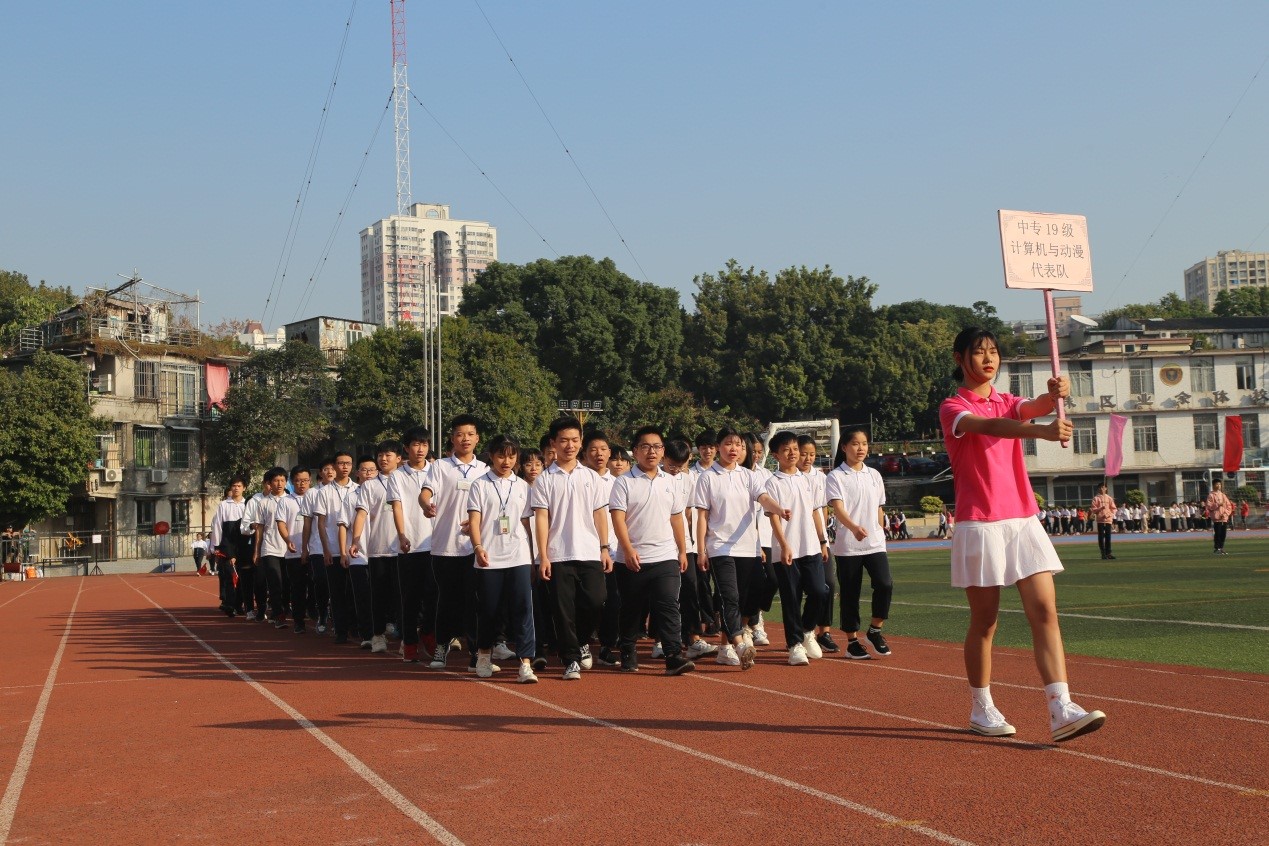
[498,515,510,535]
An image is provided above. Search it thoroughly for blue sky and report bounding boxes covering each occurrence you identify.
[3,1,1269,326]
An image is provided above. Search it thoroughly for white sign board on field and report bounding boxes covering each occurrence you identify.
[998,209,1093,292]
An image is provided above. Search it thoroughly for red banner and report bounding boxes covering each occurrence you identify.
[1104,414,1127,477]
[1223,415,1244,474]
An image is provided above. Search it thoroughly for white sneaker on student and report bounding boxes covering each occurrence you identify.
[492,641,516,661]
[788,643,810,666]
[742,630,755,651]
[371,635,388,653]
[737,642,757,671]
[751,622,770,646]
[428,644,450,669]
[1050,701,1107,742]
[579,644,594,670]
[475,653,494,678]
[562,661,582,681]
[969,704,1017,737]
[687,639,717,658]
[802,632,823,660]
[715,644,741,666]
[385,622,398,639]
[650,642,664,658]
[244,610,257,621]
[517,662,538,684]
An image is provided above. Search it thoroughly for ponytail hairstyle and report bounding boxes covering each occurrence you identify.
[835,425,869,466]
[951,326,1000,381]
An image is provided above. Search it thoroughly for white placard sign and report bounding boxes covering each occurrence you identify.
[998,209,1093,292]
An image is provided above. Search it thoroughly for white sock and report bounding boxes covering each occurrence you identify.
[1045,682,1071,717]
[970,685,994,709]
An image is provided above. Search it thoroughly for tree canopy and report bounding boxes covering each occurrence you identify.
[0,269,77,354]
[1213,287,1269,317]
[1097,292,1210,328]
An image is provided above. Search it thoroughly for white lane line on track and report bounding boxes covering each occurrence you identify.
[891,600,1269,631]
[471,677,978,846]
[0,578,83,844]
[851,662,1269,726]
[689,673,1268,797]
[0,580,46,610]
[123,578,466,846]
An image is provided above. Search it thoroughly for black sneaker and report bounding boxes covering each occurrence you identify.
[846,639,872,660]
[620,651,639,673]
[532,655,548,672]
[273,618,289,630]
[293,622,306,634]
[664,654,695,676]
[333,634,349,645]
[815,632,840,653]
[597,647,619,668]
[866,628,891,656]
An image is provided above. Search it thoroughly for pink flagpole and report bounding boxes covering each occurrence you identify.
[1043,288,1068,448]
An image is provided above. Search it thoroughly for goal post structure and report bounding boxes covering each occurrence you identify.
[760,419,841,471]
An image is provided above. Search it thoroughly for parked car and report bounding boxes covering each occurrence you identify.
[878,455,909,476]
[905,456,938,475]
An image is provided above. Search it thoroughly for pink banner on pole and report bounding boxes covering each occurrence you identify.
[1105,414,1127,477]
[1224,415,1244,475]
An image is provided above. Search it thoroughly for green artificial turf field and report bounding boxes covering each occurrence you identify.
[767,536,1269,674]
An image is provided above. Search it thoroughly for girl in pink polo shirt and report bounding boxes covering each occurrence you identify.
[939,327,1106,743]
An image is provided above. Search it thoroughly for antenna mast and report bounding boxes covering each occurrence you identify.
[391,0,412,216]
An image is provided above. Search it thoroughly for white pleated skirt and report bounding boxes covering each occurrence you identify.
[950,516,1063,588]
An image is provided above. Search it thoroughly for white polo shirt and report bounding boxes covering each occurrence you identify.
[751,466,774,549]
[301,486,326,557]
[670,469,697,546]
[336,490,368,566]
[277,492,306,559]
[240,492,266,536]
[610,467,685,564]
[209,497,245,550]
[595,469,618,554]
[765,469,820,561]
[423,456,488,557]
[691,463,767,558]
[313,480,358,555]
[530,462,607,562]
[393,463,434,553]
[256,493,290,558]
[826,462,886,557]
[353,474,403,557]
[467,471,532,569]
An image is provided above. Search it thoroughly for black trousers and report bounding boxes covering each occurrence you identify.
[1214,521,1228,551]
[709,555,758,639]
[816,555,838,628]
[476,565,535,658]
[257,556,286,621]
[679,553,701,644]
[754,548,778,613]
[285,557,309,624]
[616,560,683,658]
[1097,523,1113,556]
[549,560,606,665]
[396,551,434,646]
[309,558,330,625]
[532,573,556,659]
[235,564,256,614]
[433,554,478,647]
[217,560,236,610]
[326,561,351,638]
[774,554,829,648]
[598,569,622,648]
[836,552,893,633]
[368,555,398,637]
[347,565,373,640]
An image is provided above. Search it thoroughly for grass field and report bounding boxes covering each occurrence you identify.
[769,536,1269,675]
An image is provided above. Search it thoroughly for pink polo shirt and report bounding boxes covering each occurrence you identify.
[939,386,1038,523]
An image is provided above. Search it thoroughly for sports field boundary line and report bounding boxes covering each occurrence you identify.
[121,577,467,846]
[0,580,46,610]
[891,600,1269,631]
[0,578,83,844]
[469,676,978,846]
[689,673,1268,797]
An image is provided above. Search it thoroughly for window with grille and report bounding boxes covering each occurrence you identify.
[1129,360,1154,395]
[1235,357,1256,391]
[135,361,158,399]
[1072,418,1097,454]
[1070,361,1093,397]
[136,500,155,532]
[134,429,157,468]
[1132,415,1158,452]
[170,430,192,470]
[1194,413,1219,450]
[1008,363,1033,398]
[1190,357,1215,392]
[1244,415,1261,449]
[170,499,190,531]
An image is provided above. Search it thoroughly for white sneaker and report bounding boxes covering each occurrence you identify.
[737,642,757,670]
[492,641,516,661]
[517,662,538,684]
[316,622,327,634]
[385,622,398,639]
[970,704,1017,737]
[751,623,770,646]
[562,661,582,681]
[475,653,494,678]
[802,632,823,660]
[651,642,665,658]
[244,610,257,621]
[687,639,718,658]
[428,644,450,669]
[742,630,755,651]
[579,644,594,670]
[1051,701,1107,742]
[788,643,810,666]
[715,644,741,666]
[371,635,388,653]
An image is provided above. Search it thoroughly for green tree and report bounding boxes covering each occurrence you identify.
[1098,292,1210,328]
[0,351,102,527]
[336,326,441,445]
[603,386,758,444]
[0,269,77,353]
[1213,287,1269,317]
[1232,484,1261,504]
[919,495,944,514]
[459,256,683,406]
[205,341,334,485]
[1124,488,1146,506]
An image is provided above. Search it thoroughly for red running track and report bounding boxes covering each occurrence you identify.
[1,574,1265,845]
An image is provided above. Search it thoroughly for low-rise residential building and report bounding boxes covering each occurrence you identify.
[283,315,376,367]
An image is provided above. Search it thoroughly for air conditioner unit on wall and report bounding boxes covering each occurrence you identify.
[102,468,123,483]
[149,469,169,484]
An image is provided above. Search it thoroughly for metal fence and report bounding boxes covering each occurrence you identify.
[2,530,200,577]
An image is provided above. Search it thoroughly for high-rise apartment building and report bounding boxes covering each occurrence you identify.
[1183,250,1269,309]
[360,203,497,328]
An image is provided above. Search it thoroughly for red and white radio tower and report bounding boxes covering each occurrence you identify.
[391,0,412,215]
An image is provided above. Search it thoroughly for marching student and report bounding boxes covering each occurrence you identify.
[531,416,612,681]
[302,459,335,630]
[315,452,359,644]
[940,326,1106,742]
[798,435,838,653]
[583,431,622,667]
[348,441,409,654]
[395,427,435,663]
[690,433,720,638]
[692,426,788,670]
[608,445,631,477]
[610,426,696,675]
[339,457,380,649]
[519,448,554,671]
[209,478,247,616]
[420,415,488,669]
[765,432,831,666]
[662,439,716,660]
[468,434,538,683]
[746,434,777,646]
[826,427,893,660]
[275,465,312,633]
[253,467,292,628]
[1091,484,1117,560]
[238,482,268,620]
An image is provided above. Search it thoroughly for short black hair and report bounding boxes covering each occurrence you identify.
[376,439,404,457]
[332,450,353,463]
[263,466,287,484]
[694,431,716,448]
[768,431,799,452]
[549,416,583,440]
[715,425,744,445]
[486,434,521,458]
[230,475,248,487]
[356,455,376,467]
[664,438,691,464]
[610,444,631,463]
[538,434,553,452]
[582,430,610,451]
[401,426,431,446]
[449,414,480,434]
[796,434,816,449]
[289,464,310,481]
[632,425,664,446]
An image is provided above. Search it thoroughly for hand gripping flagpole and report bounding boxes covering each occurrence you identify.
[1043,288,1069,448]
